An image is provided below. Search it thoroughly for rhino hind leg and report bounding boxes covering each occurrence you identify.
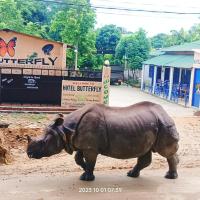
[165,153,179,179]
[156,138,179,179]
[79,150,97,181]
[127,150,152,178]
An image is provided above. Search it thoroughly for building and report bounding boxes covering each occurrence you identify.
[0,29,110,108]
[141,41,200,108]
[0,29,67,69]
[0,29,68,105]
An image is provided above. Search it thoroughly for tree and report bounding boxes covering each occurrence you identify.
[188,24,200,42]
[0,0,24,31]
[151,28,192,49]
[151,33,169,49]
[166,29,189,46]
[15,0,49,25]
[50,0,97,68]
[0,0,53,38]
[96,24,122,54]
[15,0,55,38]
[116,29,151,79]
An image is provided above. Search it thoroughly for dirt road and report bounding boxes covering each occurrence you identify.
[0,86,200,200]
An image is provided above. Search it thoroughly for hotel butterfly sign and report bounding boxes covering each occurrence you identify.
[0,37,57,66]
[61,80,102,109]
[61,66,111,109]
[0,29,66,69]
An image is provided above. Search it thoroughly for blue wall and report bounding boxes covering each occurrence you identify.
[192,68,200,108]
[173,68,180,84]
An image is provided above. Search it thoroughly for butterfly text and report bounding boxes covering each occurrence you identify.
[0,57,58,66]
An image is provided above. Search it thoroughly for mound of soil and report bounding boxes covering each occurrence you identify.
[0,131,12,164]
[0,126,43,164]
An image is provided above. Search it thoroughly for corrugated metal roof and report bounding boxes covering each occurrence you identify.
[143,54,194,68]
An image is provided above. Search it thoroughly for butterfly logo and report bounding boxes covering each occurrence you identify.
[42,44,54,55]
[0,37,17,57]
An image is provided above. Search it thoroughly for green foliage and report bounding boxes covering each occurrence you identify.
[116,29,151,70]
[150,33,169,49]
[0,0,24,31]
[0,0,98,69]
[15,0,50,25]
[151,25,200,49]
[125,79,140,87]
[0,0,52,38]
[96,24,122,54]
[188,24,200,42]
[50,0,96,69]
[3,0,200,71]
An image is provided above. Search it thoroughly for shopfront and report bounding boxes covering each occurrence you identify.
[0,29,111,108]
[141,41,200,108]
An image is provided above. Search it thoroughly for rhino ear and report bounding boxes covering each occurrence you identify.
[54,114,64,126]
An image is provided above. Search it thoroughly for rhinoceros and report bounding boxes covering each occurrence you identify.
[27,101,179,181]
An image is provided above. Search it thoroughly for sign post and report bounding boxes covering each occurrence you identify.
[101,66,111,105]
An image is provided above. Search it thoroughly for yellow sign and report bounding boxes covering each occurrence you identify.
[61,80,102,109]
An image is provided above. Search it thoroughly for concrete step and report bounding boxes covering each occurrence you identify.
[0,104,76,114]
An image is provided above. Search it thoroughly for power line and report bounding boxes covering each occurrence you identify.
[1,0,200,15]
[94,0,200,10]
[33,0,200,15]
[95,6,200,15]
[96,10,199,20]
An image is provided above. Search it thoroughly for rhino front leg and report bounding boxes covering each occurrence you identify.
[75,151,86,170]
[79,150,97,181]
[165,153,179,179]
[127,150,152,178]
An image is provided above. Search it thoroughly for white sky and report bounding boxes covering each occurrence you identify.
[90,0,200,37]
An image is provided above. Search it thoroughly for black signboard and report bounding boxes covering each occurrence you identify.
[0,68,103,105]
[0,74,62,105]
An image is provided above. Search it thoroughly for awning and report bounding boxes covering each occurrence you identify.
[143,54,194,69]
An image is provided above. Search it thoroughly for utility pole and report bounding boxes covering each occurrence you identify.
[124,53,129,80]
[74,46,78,71]
[124,53,128,70]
